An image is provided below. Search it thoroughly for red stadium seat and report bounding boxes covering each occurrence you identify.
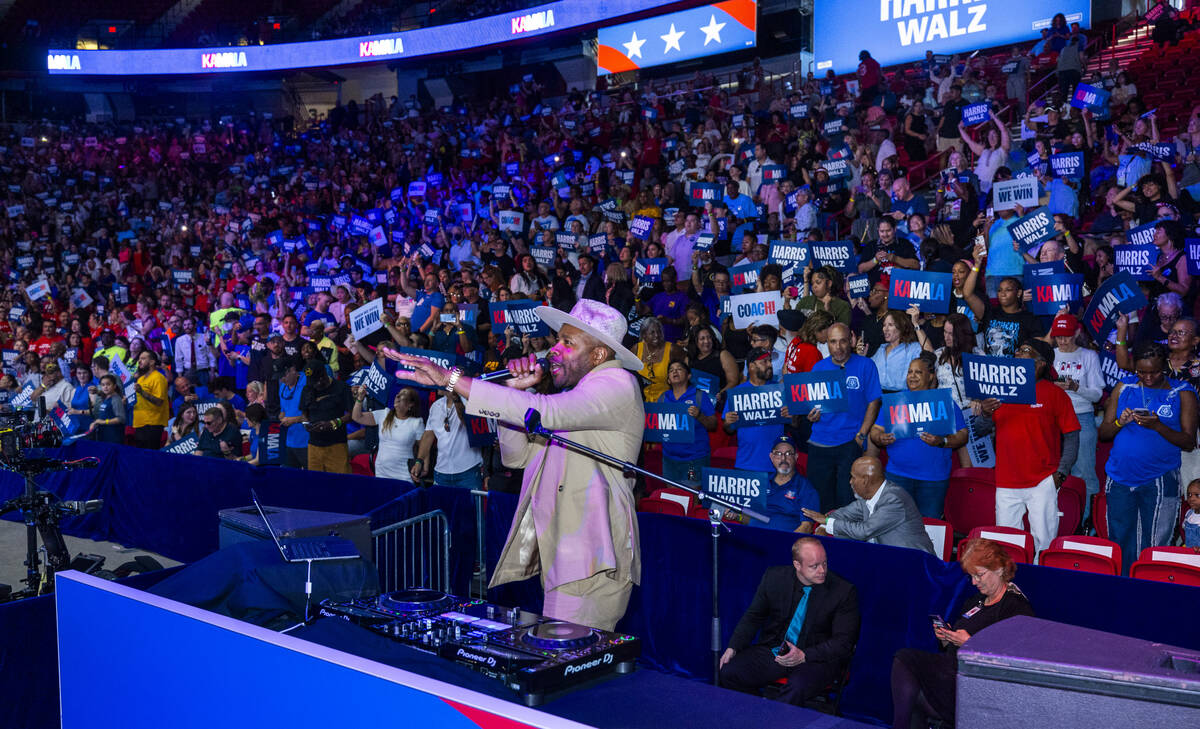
[1039,536,1121,576]
[944,468,996,537]
[1129,561,1200,586]
[922,518,954,561]
[711,446,737,470]
[1135,546,1200,569]
[645,487,698,515]
[959,526,1034,564]
[1092,493,1109,539]
[642,444,663,477]
[637,497,687,517]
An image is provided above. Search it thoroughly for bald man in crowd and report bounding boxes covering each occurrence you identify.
[802,457,935,554]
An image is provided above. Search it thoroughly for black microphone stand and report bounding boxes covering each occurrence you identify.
[522,408,768,684]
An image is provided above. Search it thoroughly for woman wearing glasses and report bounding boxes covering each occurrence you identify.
[412,391,484,489]
[352,387,424,482]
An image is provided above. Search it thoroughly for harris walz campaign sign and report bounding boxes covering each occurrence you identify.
[962,354,1036,404]
[881,389,956,438]
[643,402,695,443]
[701,467,768,513]
[726,382,788,427]
[1081,270,1148,342]
[490,299,550,337]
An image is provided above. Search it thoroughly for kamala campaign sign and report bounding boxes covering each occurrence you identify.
[729,260,764,293]
[634,257,668,284]
[814,0,1089,74]
[1082,270,1147,342]
[729,291,783,328]
[992,177,1039,211]
[1050,152,1084,181]
[1027,273,1084,316]
[1070,83,1110,114]
[643,402,695,444]
[490,300,550,337]
[962,354,1036,404]
[689,182,723,206]
[726,382,788,427]
[962,102,990,127]
[1113,242,1158,281]
[888,269,952,314]
[881,389,956,438]
[783,371,849,414]
[701,467,768,512]
[1006,206,1056,253]
[809,240,856,273]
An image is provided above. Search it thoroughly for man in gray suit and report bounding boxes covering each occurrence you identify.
[802,456,935,555]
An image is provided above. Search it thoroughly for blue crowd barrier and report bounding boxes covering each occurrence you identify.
[2,442,1198,726]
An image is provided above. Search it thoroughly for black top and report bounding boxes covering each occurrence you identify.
[301,379,354,446]
[938,99,968,138]
[195,423,243,459]
[691,351,727,391]
[728,565,860,666]
[980,307,1045,357]
[946,583,1034,658]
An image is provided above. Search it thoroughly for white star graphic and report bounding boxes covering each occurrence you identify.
[660,23,685,53]
[700,14,726,46]
[623,31,646,60]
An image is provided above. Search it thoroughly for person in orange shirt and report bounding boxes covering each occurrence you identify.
[132,349,170,449]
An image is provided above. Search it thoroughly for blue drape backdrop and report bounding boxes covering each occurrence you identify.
[2,442,1199,727]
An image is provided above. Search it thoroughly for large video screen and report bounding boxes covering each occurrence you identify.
[813,0,1090,75]
[597,0,757,76]
[46,0,683,76]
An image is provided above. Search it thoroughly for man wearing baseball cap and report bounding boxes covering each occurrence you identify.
[975,338,1080,556]
[384,300,644,631]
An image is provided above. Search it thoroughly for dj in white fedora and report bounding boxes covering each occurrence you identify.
[383,299,645,631]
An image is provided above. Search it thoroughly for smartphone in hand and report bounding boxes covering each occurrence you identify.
[930,614,950,631]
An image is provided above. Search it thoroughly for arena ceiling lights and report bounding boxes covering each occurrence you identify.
[596,0,757,76]
[46,0,689,76]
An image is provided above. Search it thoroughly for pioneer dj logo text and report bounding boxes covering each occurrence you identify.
[456,648,497,667]
[511,9,554,34]
[562,652,613,676]
[201,51,247,69]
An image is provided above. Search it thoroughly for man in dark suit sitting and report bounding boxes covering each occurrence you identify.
[719,537,860,705]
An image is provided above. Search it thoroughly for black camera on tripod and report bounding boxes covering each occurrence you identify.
[0,411,63,460]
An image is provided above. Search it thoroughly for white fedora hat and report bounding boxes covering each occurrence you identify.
[535,300,643,371]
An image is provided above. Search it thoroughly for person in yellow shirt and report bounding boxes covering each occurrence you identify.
[132,349,170,449]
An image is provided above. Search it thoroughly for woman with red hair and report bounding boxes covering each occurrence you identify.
[889,538,1034,728]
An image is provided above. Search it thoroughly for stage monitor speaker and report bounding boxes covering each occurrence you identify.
[957,615,1200,729]
[219,504,372,560]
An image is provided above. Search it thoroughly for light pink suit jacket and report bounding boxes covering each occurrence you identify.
[465,360,644,592]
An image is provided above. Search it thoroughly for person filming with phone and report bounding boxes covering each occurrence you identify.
[890,538,1034,728]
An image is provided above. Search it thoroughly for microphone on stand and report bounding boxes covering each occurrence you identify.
[477,358,548,383]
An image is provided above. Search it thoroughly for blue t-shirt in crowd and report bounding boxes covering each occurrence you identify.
[171,384,212,416]
[1108,377,1196,484]
[722,384,783,472]
[986,217,1023,277]
[303,309,337,329]
[411,290,446,333]
[659,386,715,462]
[876,403,966,482]
[809,354,883,447]
[763,472,821,532]
[279,373,309,449]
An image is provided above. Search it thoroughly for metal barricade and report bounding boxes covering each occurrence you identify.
[371,510,450,594]
[470,489,489,598]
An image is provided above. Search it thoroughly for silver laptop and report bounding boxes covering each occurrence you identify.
[250,489,360,563]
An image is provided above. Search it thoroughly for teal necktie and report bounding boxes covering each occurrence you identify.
[774,585,812,655]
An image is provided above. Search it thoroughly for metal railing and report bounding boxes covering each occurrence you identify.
[470,489,488,598]
[371,509,451,594]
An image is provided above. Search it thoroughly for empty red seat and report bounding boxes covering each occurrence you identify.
[1040,536,1121,575]
[958,526,1034,563]
[944,468,997,537]
[923,518,954,561]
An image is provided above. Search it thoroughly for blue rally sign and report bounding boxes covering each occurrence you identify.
[768,240,810,285]
[1050,151,1084,180]
[490,300,550,337]
[1187,238,1200,276]
[643,402,695,443]
[726,382,788,428]
[809,240,856,273]
[846,274,871,298]
[782,371,849,414]
[882,389,956,438]
[1070,83,1111,114]
[629,215,655,240]
[1082,270,1148,342]
[1006,206,1056,253]
[1027,273,1083,316]
[962,102,990,126]
[1112,242,1159,281]
[701,467,768,512]
[689,182,723,206]
[728,260,764,294]
[888,269,953,314]
[962,354,1036,404]
[634,257,668,284]
[1124,221,1157,247]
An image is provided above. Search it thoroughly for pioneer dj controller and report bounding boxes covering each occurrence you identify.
[317,589,640,705]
